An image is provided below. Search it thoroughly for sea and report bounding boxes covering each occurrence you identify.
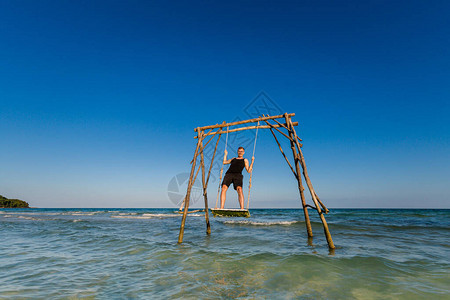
[0,208,448,299]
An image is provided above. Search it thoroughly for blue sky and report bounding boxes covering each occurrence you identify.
[1,0,448,208]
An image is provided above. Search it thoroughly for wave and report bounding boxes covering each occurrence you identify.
[111,215,154,219]
[70,212,97,216]
[142,213,179,218]
[17,216,43,221]
[0,211,61,215]
[110,212,206,219]
[111,213,182,219]
[222,220,300,226]
[2,211,99,216]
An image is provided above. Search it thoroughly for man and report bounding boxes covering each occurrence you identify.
[220,147,255,209]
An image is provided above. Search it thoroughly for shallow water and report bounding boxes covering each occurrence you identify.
[1,208,449,299]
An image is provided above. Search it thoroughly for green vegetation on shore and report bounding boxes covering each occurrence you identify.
[0,195,30,208]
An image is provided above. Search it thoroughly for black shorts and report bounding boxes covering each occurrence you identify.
[222,173,243,190]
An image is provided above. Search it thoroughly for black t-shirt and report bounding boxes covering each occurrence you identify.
[226,158,245,174]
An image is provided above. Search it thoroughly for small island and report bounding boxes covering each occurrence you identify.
[0,195,30,208]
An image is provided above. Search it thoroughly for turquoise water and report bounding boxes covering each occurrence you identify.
[1,208,448,299]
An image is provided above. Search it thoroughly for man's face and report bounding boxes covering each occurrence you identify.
[238,149,245,155]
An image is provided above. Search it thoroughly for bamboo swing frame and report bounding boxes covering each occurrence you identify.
[178,113,335,249]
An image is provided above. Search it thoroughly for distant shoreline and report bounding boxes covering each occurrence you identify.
[0,195,30,208]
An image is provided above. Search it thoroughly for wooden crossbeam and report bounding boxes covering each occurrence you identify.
[194,113,295,131]
[195,122,298,138]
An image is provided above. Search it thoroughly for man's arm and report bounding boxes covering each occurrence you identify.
[245,157,255,173]
[223,149,233,164]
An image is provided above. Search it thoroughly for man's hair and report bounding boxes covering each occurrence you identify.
[238,147,245,151]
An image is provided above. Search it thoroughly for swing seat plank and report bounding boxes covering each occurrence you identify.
[211,208,250,218]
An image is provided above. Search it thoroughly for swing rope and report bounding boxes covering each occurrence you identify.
[246,121,259,210]
[215,126,229,209]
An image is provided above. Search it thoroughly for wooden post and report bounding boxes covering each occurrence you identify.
[205,122,225,189]
[178,148,205,211]
[178,128,203,243]
[286,115,335,249]
[263,120,294,141]
[315,192,329,214]
[266,125,297,177]
[204,131,223,212]
[199,130,211,234]
[283,115,313,238]
[205,132,222,187]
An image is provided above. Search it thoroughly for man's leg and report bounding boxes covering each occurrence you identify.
[236,186,244,209]
[220,184,228,209]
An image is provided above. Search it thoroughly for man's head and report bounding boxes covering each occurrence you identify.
[237,147,245,156]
